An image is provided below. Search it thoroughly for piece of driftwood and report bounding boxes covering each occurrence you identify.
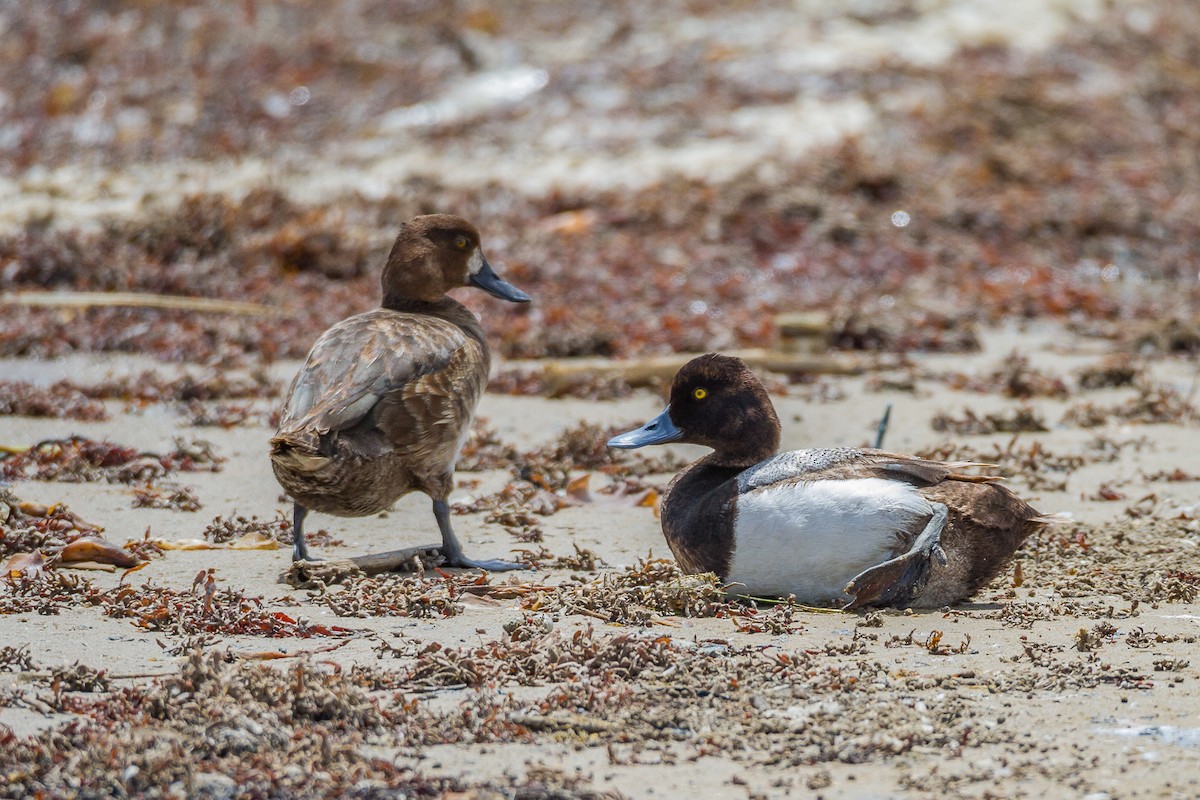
[508,712,620,734]
[0,291,284,316]
[540,347,895,391]
[285,545,445,588]
[774,310,831,354]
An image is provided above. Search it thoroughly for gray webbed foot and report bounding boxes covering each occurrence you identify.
[441,553,529,572]
[431,498,529,572]
[844,502,949,610]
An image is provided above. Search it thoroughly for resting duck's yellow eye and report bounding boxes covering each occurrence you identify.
[693,388,707,400]
[454,235,469,249]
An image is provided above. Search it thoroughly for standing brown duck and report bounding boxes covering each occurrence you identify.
[270,214,530,569]
[609,354,1058,608]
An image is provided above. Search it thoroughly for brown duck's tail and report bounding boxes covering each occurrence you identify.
[269,429,327,470]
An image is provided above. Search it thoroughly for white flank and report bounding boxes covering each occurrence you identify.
[727,477,932,604]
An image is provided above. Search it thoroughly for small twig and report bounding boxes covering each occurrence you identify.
[734,594,843,614]
[874,402,893,449]
[459,583,556,598]
[404,683,468,694]
[19,670,174,682]
[509,712,619,734]
[568,606,614,622]
[1,291,285,317]
[238,639,354,660]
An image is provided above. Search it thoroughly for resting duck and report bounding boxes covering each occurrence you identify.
[271,214,530,570]
[608,354,1055,608]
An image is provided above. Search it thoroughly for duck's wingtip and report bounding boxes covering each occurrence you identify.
[1032,511,1072,525]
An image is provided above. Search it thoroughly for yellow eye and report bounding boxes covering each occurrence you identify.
[454,235,469,249]
[693,388,707,400]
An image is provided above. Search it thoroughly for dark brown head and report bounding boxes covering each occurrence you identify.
[608,354,781,467]
[380,214,531,307]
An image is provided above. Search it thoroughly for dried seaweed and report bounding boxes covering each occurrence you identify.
[2,648,628,798]
[1077,356,1144,390]
[39,662,111,693]
[453,479,573,542]
[0,488,105,558]
[926,352,1070,399]
[0,571,97,615]
[930,405,1049,436]
[520,558,729,625]
[81,370,282,403]
[454,419,520,472]
[6,3,1200,371]
[401,625,681,691]
[103,571,357,638]
[453,422,676,539]
[0,645,37,672]
[459,421,684,486]
[916,434,1146,490]
[180,399,257,428]
[0,436,222,484]
[489,368,635,400]
[131,482,202,512]
[1061,381,1199,427]
[202,510,342,549]
[0,380,108,420]
[306,572,475,619]
[516,544,609,572]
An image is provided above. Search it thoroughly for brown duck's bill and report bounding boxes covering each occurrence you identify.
[608,406,683,448]
[470,256,532,303]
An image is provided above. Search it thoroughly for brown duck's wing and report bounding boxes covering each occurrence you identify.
[274,310,471,451]
[856,450,1003,486]
[371,341,487,471]
[918,478,1042,532]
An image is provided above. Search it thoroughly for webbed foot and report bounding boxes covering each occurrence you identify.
[431,498,530,572]
[440,552,529,572]
[844,502,948,610]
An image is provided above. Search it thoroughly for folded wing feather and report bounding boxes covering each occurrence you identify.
[274,311,468,450]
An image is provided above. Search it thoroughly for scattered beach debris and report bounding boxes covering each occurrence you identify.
[0,436,222,484]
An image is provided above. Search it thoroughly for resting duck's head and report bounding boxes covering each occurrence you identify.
[382,214,531,306]
[609,354,781,466]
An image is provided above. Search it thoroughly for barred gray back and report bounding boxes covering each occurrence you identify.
[736,448,864,493]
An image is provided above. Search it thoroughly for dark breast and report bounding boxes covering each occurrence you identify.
[659,462,743,579]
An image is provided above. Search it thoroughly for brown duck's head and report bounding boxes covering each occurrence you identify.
[381,214,531,306]
[608,354,781,467]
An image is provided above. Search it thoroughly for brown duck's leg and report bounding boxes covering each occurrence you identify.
[292,502,314,562]
[843,502,949,610]
[432,498,527,572]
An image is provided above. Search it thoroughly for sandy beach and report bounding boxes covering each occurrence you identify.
[4,323,1200,798]
[4,0,1200,797]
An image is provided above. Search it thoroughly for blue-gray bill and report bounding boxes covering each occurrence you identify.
[607,406,683,449]
[470,256,531,303]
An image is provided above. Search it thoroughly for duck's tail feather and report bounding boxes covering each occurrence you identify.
[269,429,328,470]
[946,471,1006,484]
[940,460,1007,484]
[1031,511,1072,525]
[942,460,1000,470]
